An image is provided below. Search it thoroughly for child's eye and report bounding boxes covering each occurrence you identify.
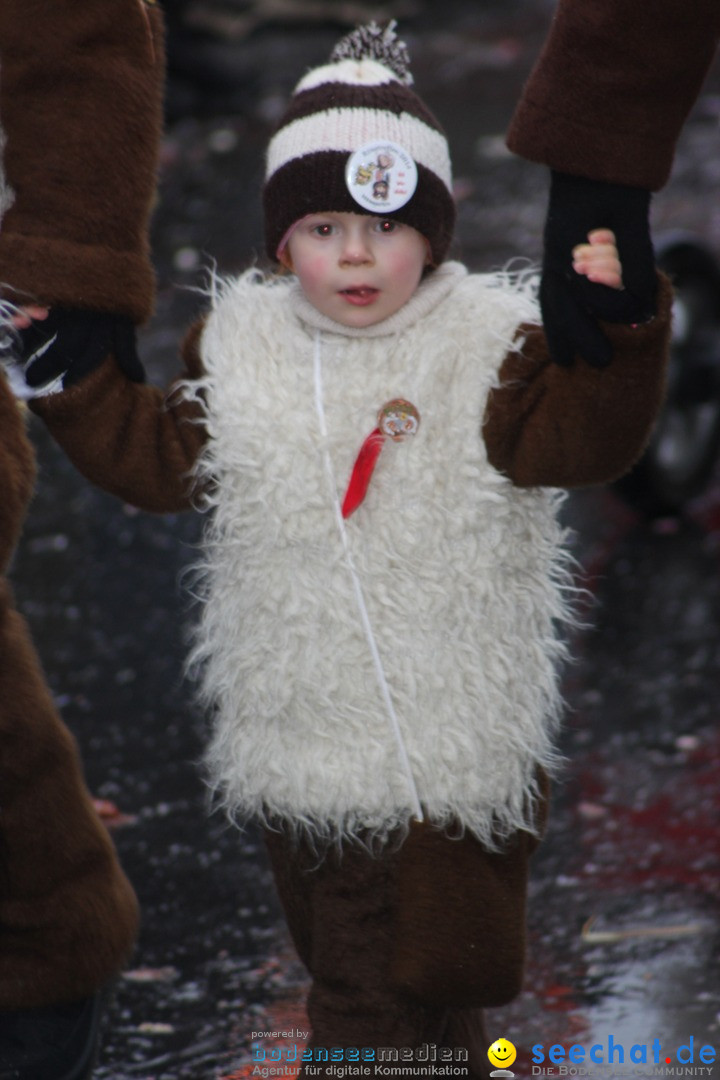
[376,219,398,233]
[311,223,335,237]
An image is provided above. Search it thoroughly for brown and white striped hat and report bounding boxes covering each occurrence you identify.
[263,22,455,266]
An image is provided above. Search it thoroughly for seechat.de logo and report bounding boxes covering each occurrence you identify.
[488,1038,517,1077]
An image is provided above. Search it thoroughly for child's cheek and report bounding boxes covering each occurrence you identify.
[302,255,331,290]
[388,250,425,294]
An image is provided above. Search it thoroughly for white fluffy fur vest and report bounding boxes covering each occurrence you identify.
[183,262,573,847]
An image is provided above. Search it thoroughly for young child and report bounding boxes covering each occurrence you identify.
[9,22,671,1080]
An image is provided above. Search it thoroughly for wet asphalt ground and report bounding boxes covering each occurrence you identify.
[8,1,720,1076]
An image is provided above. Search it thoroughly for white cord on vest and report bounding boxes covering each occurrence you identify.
[313,332,423,823]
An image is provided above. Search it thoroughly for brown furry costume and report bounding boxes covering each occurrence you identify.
[0,0,164,320]
[0,0,166,1010]
[507,0,720,190]
[0,383,139,1010]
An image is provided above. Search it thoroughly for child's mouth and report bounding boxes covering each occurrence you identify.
[340,287,379,306]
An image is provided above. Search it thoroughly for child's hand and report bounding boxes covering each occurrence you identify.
[0,305,50,400]
[572,229,623,290]
[9,305,50,330]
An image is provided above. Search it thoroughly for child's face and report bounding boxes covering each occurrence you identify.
[283,212,430,328]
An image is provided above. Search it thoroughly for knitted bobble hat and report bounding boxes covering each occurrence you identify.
[263,22,455,266]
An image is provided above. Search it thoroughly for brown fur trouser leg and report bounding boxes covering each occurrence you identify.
[266,831,490,1079]
[0,581,139,1009]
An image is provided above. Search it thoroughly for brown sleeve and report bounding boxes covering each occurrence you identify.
[483,274,673,488]
[29,319,208,514]
[0,379,36,572]
[0,0,166,322]
[506,0,720,190]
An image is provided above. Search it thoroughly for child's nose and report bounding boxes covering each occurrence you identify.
[340,229,373,264]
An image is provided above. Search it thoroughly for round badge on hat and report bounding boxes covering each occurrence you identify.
[345,140,418,213]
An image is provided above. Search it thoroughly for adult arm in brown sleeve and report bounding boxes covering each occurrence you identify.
[0,380,35,571]
[483,275,673,488]
[506,2,719,369]
[507,0,720,191]
[0,0,165,322]
[28,321,209,514]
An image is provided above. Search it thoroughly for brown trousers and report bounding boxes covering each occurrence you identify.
[0,580,139,1009]
[265,811,544,1080]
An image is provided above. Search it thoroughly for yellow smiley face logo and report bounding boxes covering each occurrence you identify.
[488,1039,517,1069]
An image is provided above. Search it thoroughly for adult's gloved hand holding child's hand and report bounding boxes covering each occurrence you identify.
[541,170,658,368]
[3,307,145,394]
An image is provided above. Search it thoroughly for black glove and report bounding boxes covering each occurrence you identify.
[15,308,145,390]
[541,171,657,368]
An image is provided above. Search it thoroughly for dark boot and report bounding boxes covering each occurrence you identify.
[0,991,108,1080]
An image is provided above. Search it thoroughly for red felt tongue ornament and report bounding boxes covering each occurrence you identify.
[342,429,385,519]
[341,399,420,519]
